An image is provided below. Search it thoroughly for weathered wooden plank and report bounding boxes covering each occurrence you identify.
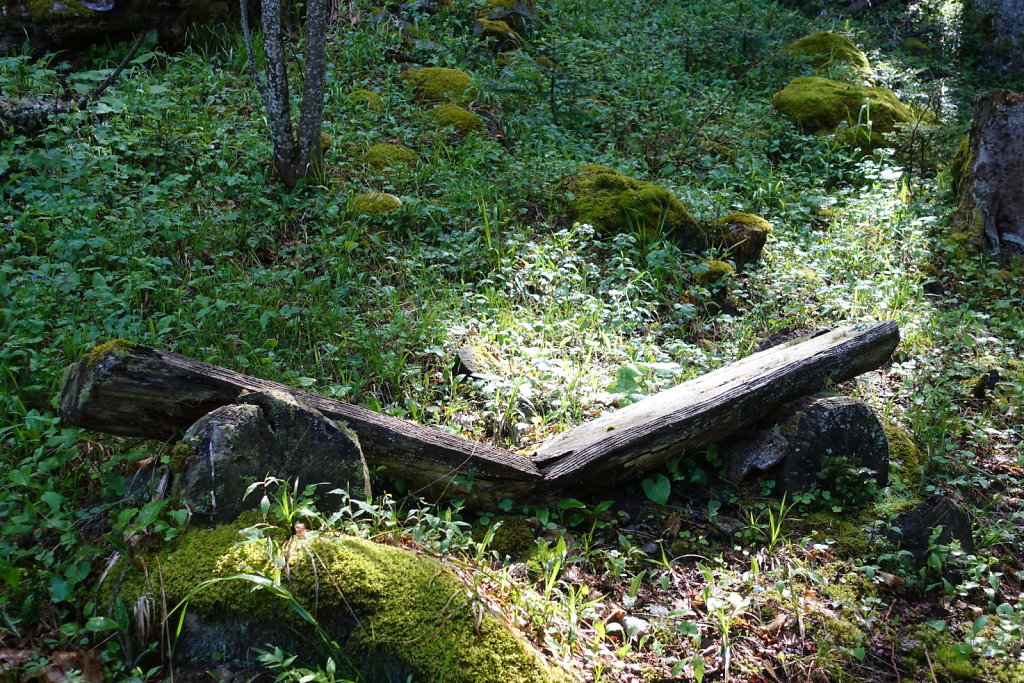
[59,343,541,506]
[536,321,899,494]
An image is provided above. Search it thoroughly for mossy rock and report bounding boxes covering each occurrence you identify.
[784,32,871,78]
[363,143,418,172]
[567,164,701,242]
[903,37,932,55]
[474,17,523,51]
[425,103,483,134]
[707,212,772,267]
[349,88,384,109]
[882,421,926,490]
[694,259,734,286]
[116,522,557,682]
[772,76,917,148]
[353,192,402,215]
[474,516,536,557]
[402,67,475,103]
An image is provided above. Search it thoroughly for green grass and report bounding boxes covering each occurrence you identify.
[2,0,1024,679]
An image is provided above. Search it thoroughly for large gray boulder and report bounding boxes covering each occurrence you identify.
[177,389,370,524]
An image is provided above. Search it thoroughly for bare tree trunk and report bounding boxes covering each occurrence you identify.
[240,0,328,188]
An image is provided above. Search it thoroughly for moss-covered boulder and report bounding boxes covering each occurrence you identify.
[353,192,402,215]
[426,103,484,134]
[363,143,418,172]
[567,164,701,242]
[772,76,917,148]
[694,259,734,286]
[706,212,772,267]
[474,17,523,51]
[349,88,384,109]
[402,67,475,103]
[784,32,871,77]
[117,522,558,682]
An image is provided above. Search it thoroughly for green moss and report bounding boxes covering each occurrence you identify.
[882,422,926,490]
[349,89,383,109]
[476,18,522,51]
[402,67,475,103]
[568,164,700,241]
[485,0,535,11]
[319,131,333,152]
[951,136,973,197]
[86,339,135,369]
[426,103,483,134]
[353,192,402,215]
[707,213,772,266]
[694,260,734,286]
[785,32,871,77]
[904,37,932,55]
[475,516,535,557]
[117,522,556,683]
[363,143,418,172]
[791,510,874,558]
[772,77,917,148]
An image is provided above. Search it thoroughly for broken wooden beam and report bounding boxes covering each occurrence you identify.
[59,342,542,506]
[536,321,899,496]
[60,321,898,507]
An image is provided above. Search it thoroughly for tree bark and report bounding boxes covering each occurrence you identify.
[953,90,1024,255]
[61,322,899,506]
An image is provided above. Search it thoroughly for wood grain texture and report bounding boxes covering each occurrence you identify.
[536,321,899,495]
[59,345,541,507]
[60,321,898,505]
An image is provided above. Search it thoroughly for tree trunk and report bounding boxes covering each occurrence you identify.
[61,322,898,506]
[953,90,1024,255]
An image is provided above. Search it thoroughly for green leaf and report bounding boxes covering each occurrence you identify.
[925,620,947,631]
[136,499,166,527]
[642,474,671,505]
[40,491,63,513]
[49,576,70,602]
[84,616,119,632]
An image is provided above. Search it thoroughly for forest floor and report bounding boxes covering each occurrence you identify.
[1,0,1023,680]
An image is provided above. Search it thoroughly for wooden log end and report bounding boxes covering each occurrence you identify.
[59,339,140,428]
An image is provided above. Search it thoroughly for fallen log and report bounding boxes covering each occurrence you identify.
[536,321,899,495]
[60,342,542,506]
[61,321,898,505]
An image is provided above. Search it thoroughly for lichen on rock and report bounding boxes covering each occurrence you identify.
[363,142,418,172]
[402,67,475,103]
[425,103,483,134]
[567,164,701,242]
[353,192,402,215]
[785,32,871,78]
[772,76,917,148]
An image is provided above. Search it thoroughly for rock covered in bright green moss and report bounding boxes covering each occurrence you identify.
[785,32,871,77]
[474,17,523,51]
[363,142,418,171]
[426,103,484,133]
[349,88,384,109]
[402,67,475,103]
[772,76,917,148]
[694,259,734,286]
[707,212,772,267]
[567,164,701,242]
[115,522,558,683]
[353,192,402,215]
